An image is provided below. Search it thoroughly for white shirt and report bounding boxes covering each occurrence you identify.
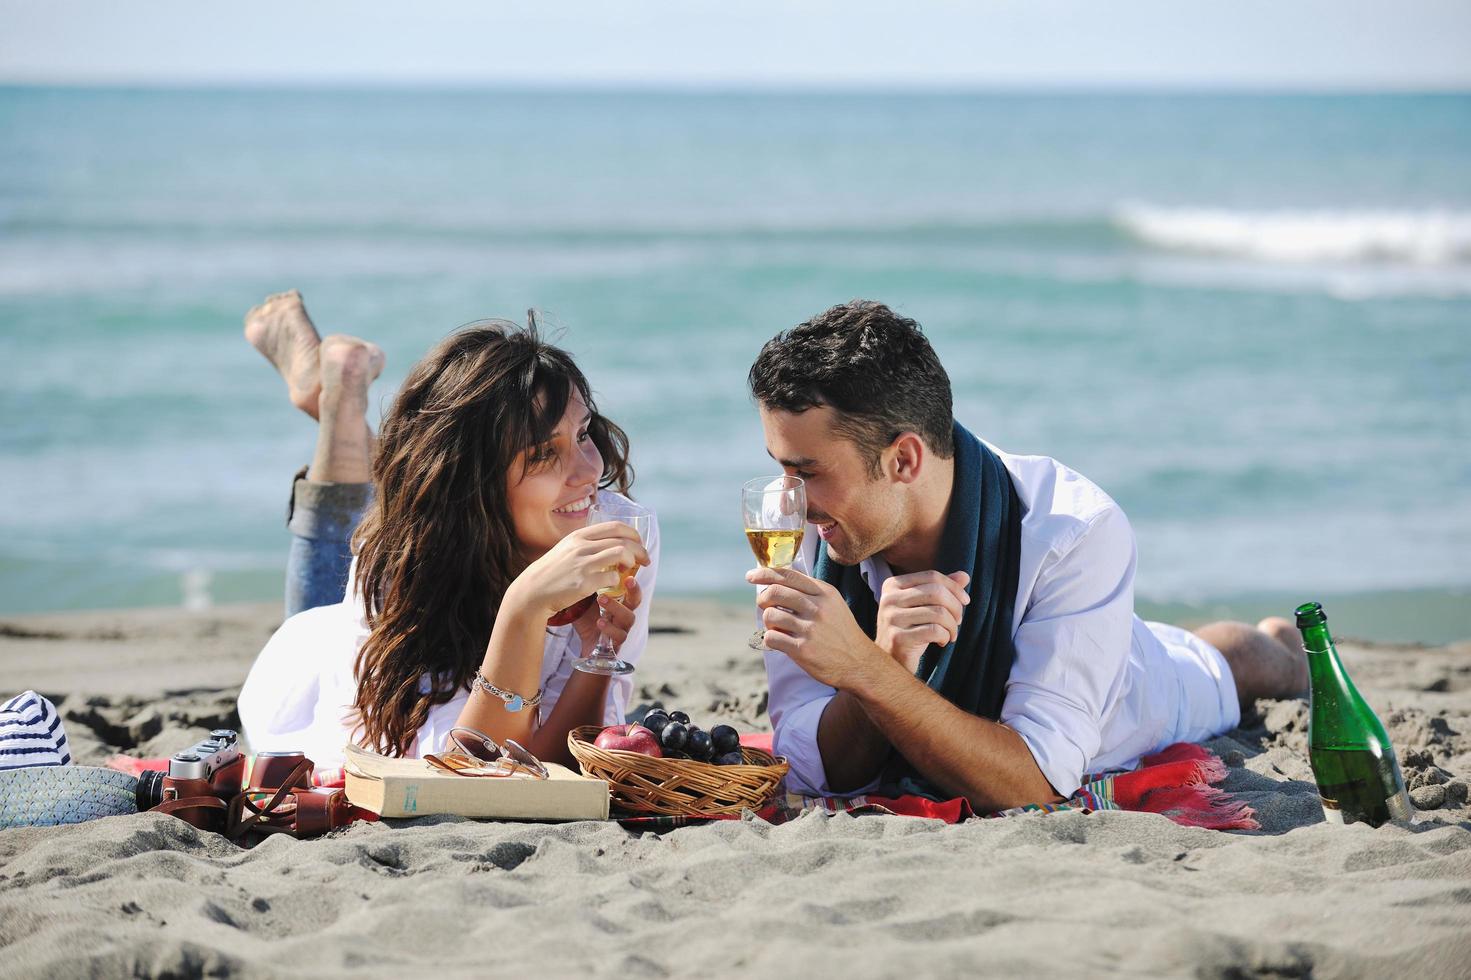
[239,489,659,768]
[765,444,1233,798]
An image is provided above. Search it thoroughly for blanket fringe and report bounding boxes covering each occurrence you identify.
[1098,743,1259,831]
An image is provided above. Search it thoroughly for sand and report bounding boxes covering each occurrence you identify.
[2,599,1469,978]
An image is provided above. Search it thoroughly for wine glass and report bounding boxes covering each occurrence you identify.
[574,499,652,676]
[741,475,807,650]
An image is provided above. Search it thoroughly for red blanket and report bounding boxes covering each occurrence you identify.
[621,738,1258,831]
[112,738,1256,833]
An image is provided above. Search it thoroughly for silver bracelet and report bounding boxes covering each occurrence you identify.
[473,672,544,714]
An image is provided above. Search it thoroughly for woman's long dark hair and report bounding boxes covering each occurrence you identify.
[351,317,632,756]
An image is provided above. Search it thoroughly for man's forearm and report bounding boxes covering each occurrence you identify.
[848,657,1060,811]
[815,689,894,792]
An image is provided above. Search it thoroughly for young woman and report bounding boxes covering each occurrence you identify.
[237,292,656,769]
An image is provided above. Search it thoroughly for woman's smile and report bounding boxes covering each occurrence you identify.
[551,492,595,520]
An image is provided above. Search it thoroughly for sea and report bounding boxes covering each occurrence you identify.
[2,87,1468,642]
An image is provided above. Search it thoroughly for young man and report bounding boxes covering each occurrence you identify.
[746,301,1306,810]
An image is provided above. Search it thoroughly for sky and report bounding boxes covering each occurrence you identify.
[2,0,1470,90]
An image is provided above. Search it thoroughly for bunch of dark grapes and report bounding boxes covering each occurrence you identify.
[641,709,744,766]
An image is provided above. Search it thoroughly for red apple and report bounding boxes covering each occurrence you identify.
[594,724,663,758]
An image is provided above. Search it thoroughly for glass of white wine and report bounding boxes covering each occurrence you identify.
[742,475,806,650]
[574,499,651,676]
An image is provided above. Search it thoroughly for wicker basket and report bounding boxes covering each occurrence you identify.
[568,725,789,817]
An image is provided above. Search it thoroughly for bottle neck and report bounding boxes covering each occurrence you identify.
[1300,620,1344,693]
[1299,621,1334,657]
[1298,611,1394,751]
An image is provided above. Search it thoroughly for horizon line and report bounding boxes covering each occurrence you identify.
[3,76,1471,97]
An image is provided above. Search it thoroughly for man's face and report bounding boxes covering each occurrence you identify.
[758,404,904,566]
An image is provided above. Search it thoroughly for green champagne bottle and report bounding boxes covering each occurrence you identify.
[1296,601,1414,828]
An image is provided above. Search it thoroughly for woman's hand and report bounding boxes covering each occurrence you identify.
[505,521,650,619]
[572,576,642,654]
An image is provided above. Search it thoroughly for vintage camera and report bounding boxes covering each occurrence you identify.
[135,729,246,829]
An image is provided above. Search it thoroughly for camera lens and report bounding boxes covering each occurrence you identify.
[135,769,164,811]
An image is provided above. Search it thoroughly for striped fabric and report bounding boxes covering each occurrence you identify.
[0,691,71,770]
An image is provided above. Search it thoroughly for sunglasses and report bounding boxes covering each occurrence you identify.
[424,726,549,780]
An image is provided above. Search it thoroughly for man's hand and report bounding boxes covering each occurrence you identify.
[750,569,1059,811]
[746,565,887,690]
[876,571,971,673]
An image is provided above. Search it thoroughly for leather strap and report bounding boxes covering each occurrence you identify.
[226,759,356,840]
[151,757,360,841]
[227,759,313,840]
[155,795,228,822]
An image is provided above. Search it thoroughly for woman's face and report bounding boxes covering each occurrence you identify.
[508,390,603,562]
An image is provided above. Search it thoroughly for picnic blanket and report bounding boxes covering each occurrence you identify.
[109,737,1258,833]
[620,739,1258,832]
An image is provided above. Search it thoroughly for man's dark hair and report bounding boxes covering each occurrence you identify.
[748,300,954,475]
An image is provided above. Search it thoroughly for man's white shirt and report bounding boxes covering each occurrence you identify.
[764,443,1239,799]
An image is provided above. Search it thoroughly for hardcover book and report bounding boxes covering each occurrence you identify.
[343,744,610,821]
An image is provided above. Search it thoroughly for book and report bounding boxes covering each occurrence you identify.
[342,744,610,821]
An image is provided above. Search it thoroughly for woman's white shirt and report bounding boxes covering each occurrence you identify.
[238,489,659,768]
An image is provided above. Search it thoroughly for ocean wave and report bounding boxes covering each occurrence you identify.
[12,196,1471,268]
[1115,204,1471,264]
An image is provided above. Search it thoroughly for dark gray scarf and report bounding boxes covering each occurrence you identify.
[813,421,1022,798]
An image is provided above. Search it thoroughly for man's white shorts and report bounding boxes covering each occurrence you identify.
[1149,622,1242,744]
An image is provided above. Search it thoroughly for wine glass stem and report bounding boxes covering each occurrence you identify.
[592,629,615,659]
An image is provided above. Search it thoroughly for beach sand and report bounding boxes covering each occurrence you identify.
[2,599,1469,977]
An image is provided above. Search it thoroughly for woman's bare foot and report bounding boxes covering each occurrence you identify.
[309,334,386,485]
[319,334,385,408]
[245,290,324,419]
